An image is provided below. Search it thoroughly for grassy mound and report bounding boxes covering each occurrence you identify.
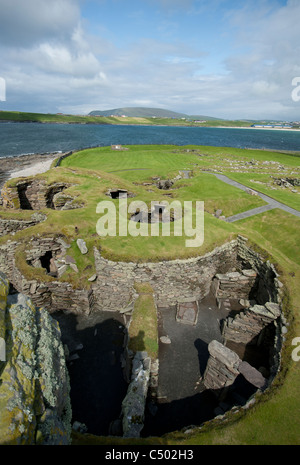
[1,144,299,444]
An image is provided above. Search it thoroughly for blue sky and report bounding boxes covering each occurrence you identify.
[0,0,299,119]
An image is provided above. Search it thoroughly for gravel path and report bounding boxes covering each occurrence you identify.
[212,173,300,222]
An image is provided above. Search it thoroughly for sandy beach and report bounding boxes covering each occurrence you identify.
[0,152,61,189]
[9,156,58,179]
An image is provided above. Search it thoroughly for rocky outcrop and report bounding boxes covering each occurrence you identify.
[0,272,72,445]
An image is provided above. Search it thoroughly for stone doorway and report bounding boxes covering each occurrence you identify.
[17,182,34,210]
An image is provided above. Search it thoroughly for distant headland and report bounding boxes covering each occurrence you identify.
[0,108,299,129]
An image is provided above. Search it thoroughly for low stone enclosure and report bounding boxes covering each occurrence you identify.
[1,178,83,211]
[0,234,286,437]
[106,188,136,199]
[0,212,47,237]
[129,202,181,224]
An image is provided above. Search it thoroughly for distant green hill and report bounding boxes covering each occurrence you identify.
[88,107,219,120]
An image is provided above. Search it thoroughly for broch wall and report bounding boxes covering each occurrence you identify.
[0,235,284,316]
[0,233,286,439]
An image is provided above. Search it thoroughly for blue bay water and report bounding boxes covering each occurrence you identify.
[0,122,300,158]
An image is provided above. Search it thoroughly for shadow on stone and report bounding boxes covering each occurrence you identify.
[194,338,210,376]
[52,311,128,437]
[142,390,218,437]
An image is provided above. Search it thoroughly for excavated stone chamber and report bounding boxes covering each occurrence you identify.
[129,202,182,224]
[1,179,82,211]
[0,234,286,438]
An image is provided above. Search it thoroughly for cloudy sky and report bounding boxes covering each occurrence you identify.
[0,0,299,119]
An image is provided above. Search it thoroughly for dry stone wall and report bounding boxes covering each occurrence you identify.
[222,302,281,345]
[203,340,268,398]
[0,234,284,318]
[0,237,91,315]
[92,241,239,311]
[0,213,47,237]
[214,269,257,301]
[203,340,240,393]
[236,235,281,305]
[1,179,79,211]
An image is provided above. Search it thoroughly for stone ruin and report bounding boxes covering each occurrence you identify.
[111,145,129,151]
[0,212,47,237]
[1,179,83,211]
[157,179,174,190]
[203,340,268,397]
[0,233,287,437]
[271,177,300,188]
[200,254,284,416]
[129,202,182,224]
[106,188,136,199]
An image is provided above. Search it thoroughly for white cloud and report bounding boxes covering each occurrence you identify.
[252,81,279,97]
[1,0,299,119]
[0,0,80,46]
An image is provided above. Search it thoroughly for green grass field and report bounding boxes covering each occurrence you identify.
[1,144,300,445]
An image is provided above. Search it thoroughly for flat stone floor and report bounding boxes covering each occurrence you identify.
[142,291,232,436]
[52,310,128,436]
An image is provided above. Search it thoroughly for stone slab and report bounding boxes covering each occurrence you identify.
[208,340,240,369]
[238,361,267,389]
[176,301,198,326]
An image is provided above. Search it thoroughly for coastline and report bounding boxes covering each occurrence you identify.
[0,152,60,189]
[1,119,299,131]
[214,126,299,131]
